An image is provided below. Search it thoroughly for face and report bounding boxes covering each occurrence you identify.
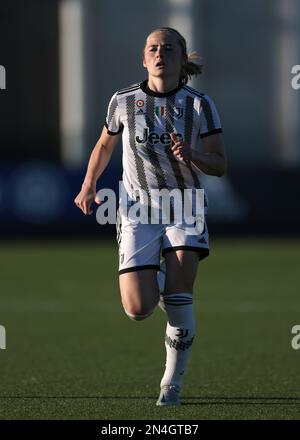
[143,31,184,81]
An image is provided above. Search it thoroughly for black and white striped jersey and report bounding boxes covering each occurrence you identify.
[105,80,222,198]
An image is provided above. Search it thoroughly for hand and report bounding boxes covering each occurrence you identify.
[74,183,102,215]
[170,133,192,163]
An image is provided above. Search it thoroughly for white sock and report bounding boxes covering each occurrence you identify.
[160,293,195,388]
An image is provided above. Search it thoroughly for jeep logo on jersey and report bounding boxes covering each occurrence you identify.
[136,127,183,145]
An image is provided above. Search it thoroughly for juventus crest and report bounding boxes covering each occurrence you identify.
[174,107,184,119]
[155,106,184,119]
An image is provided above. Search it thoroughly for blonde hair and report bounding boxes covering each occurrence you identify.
[144,27,203,85]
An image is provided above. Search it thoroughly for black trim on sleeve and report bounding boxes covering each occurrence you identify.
[200,128,223,139]
[183,85,204,99]
[117,84,141,96]
[119,265,160,275]
[162,246,209,261]
[104,122,124,136]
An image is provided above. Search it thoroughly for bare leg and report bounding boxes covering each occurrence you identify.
[119,269,159,320]
[164,250,199,294]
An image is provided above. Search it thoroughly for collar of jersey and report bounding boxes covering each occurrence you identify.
[140,80,182,97]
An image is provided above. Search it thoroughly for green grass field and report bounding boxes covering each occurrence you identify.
[0,238,300,420]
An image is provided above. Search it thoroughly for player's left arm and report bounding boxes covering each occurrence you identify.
[171,132,227,177]
[191,133,227,177]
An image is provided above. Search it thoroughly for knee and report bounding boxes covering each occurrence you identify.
[123,305,155,321]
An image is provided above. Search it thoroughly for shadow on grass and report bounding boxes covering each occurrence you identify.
[181,396,300,406]
[0,396,300,405]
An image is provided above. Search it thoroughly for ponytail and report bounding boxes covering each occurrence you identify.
[180,51,203,85]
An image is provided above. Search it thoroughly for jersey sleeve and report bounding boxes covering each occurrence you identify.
[199,95,223,138]
[104,92,124,135]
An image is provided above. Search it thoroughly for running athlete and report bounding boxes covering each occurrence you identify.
[74,27,227,406]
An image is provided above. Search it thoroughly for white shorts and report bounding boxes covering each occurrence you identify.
[116,210,209,274]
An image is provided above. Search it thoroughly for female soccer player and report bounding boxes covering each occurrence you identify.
[75,27,227,406]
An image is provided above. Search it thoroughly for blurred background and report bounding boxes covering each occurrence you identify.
[1,0,299,238]
[1,0,300,420]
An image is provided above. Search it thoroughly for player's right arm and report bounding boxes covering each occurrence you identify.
[74,127,121,215]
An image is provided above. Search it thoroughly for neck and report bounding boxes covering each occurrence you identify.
[147,76,180,94]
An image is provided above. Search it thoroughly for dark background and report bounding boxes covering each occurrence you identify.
[0,0,299,237]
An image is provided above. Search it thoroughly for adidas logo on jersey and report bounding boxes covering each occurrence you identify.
[136,127,183,145]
